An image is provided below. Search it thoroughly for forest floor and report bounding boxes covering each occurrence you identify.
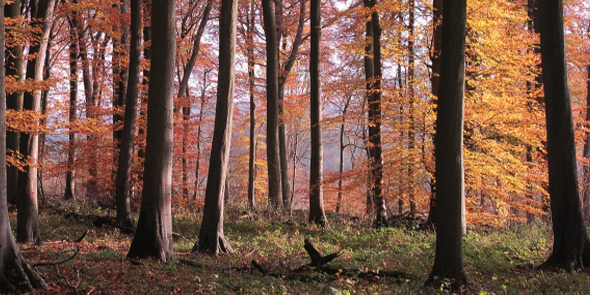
[10,200,590,294]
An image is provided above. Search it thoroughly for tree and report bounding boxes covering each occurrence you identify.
[0,3,48,290]
[262,0,283,208]
[64,15,79,200]
[17,0,56,245]
[246,0,257,212]
[194,0,237,255]
[584,64,590,222]
[114,0,142,228]
[127,0,176,262]
[364,0,387,227]
[5,0,23,205]
[538,0,590,270]
[308,0,327,226]
[425,0,467,290]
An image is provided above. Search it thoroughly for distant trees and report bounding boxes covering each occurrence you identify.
[127,0,176,262]
[538,0,590,270]
[194,0,237,255]
[425,0,467,289]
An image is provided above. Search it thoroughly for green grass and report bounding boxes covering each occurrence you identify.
[11,202,590,294]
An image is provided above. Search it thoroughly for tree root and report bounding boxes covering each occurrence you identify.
[32,247,81,291]
[252,239,413,282]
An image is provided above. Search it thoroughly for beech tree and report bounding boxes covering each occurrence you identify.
[262,0,283,208]
[17,0,56,245]
[425,0,467,290]
[127,0,176,261]
[0,3,48,290]
[194,0,237,255]
[114,0,142,228]
[308,0,327,226]
[538,0,590,270]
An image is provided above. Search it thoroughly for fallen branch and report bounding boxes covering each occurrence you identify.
[32,247,81,291]
[252,239,413,282]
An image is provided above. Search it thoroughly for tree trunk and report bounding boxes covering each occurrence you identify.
[113,0,130,182]
[127,0,176,262]
[247,0,257,212]
[425,0,467,290]
[364,0,387,227]
[584,64,590,223]
[194,0,237,255]
[538,0,590,270]
[5,0,23,205]
[193,71,209,201]
[64,21,78,200]
[277,0,306,212]
[309,0,327,227]
[0,9,47,290]
[17,0,56,245]
[262,0,283,208]
[336,99,350,214]
[426,0,442,228]
[408,0,416,215]
[114,0,142,229]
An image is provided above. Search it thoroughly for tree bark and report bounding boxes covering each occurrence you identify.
[262,0,283,208]
[114,0,142,229]
[247,0,257,212]
[0,8,47,290]
[64,21,78,200]
[426,0,442,228]
[425,0,467,290]
[194,0,237,255]
[309,0,327,227]
[5,0,23,205]
[584,64,590,223]
[364,0,387,227]
[193,71,209,201]
[113,0,130,181]
[408,0,416,215]
[127,0,176,262]
[17,0,56,245]
[539,0,590,270]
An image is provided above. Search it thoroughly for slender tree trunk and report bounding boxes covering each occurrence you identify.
[5,0,23,205]
[127,0,176,262]
[364,0,387,227]
[425,0,467,289]
[193,71,209,201]
[64,22,78,200]
[247,0,257,212]
[277,0,306,212]
[113,0,130,181]
[336,101,349,214]
[408,0,416,215]
[426,0,442,228]
[584,64,590,223]
[194,0,237,255]
[309,0,327,227]
[17,0,56,245]
[114,0,141,229]
[538,0,590,270]
[262,0,283,208]
[0,6,47,289]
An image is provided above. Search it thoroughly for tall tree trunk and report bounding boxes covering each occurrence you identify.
[538,0,590,270]
[114,0,142,229]
[426,0,442,228]
[0,5,47,289]
[194,0,237,255]
[277,0,306,211]
[309,0,327,227]
[584,64,590,223]
[408,0,416,215]
[364,0,387,227]
[247,0,257,212]
[193,70,209,201]
[5,0,23,205]
[262,0,283,208]
[113,0,130,182]
[425,0,467,290]
[64,22,78,200]
[336,99,350,214]
[127,0,176,262]
[17,0,56,245]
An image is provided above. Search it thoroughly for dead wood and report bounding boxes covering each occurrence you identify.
[252,239,413,282]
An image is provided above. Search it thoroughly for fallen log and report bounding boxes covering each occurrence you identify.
[252,239,413,282]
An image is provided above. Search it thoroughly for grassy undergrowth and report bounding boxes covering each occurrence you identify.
[11,201,590,294]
